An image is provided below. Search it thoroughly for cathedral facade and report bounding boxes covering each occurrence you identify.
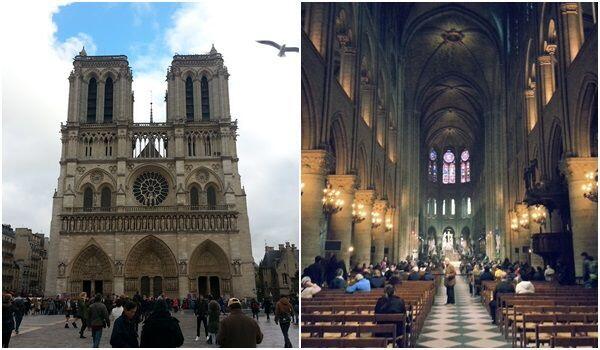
[45,47,256,299]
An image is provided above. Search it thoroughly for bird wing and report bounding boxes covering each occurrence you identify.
[256,40,281,50]
[283,47,299,52]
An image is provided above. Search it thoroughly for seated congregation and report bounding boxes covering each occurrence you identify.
[469,254,598,348]
[300,255,439,347]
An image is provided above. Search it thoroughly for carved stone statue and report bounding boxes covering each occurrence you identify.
[58,262,66,277]
[115,260,123,276]
[232,259,241,275]
[179,260,187,275]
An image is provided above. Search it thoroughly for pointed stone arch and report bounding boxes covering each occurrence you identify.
[188,240,232,297]
[69,242,113,295]
[124,235,178,297]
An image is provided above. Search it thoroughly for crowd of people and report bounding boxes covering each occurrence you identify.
[301,254,442,299]
[460,251,598,324]
[2,289,298,348]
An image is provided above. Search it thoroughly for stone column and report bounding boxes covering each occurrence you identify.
[371,200,387,264]
[301,150,333,269]
[561,157,598,277]
[560,3,584,63]
[339,44,356,99]
[524,88,538,131]
[353,190,375,267]
[360,83,374,127]
[538,55,555,105]
[327,174,356,269]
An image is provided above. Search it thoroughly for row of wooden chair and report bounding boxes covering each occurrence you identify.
[302,281,435,347]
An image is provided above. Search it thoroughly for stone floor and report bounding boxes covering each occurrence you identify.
[416,275,510,348]
[7,310,299,348]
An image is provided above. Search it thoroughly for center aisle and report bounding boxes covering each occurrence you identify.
[416,275,510,348]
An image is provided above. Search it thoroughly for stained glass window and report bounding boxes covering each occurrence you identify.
[428,149,437,182]
[433,199,437,216]
[451,198,455,215]
[467,197,472,215]
[443,150,455,184]
[442,199,446,216]
[460,150,471,183]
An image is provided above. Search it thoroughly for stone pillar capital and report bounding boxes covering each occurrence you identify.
[538,54,553,65]
[560,157,598,181]
[354,189,375,206]
[524,88,536,98]
[301,149,334,176]
[327,174,357,193]
[560,3,579,15]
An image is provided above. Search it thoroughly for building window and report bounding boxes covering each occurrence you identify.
[185,76,194,121]
[104,77,113,122]
[442,199,446,216]
[450,198,455,216]
[206,185,217,208]
[428,149,438,182]
[190,187,199,209]
[201,76,210,121]
[433,199,437,216]
[467,197,472,215]
[460,150,471,183]
[87,78,97,123]
[282,273,288,285]
[83,187,94,210]
[100,187,111,209]
[442,150,455,184]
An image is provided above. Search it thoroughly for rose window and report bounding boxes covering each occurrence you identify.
[133,172,169,206]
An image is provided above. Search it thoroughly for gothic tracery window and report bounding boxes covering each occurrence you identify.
[442,150,455,184]
[428,149,438,182]
[185,76,194,121]
[83,187,94,211]
[190,187,199,209]
[104,77,113,122]
[87,78,97,123]
[201,76,210,121]
[132,172,169,206]
[100,187,111,209]
[206,185,217,208]
[460,150,471,183]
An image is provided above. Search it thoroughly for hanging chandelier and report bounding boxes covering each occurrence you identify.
[371,211,382,228]
[385,216,393,232]
[322,184,344,215]
[530,204,547,234]
[519,212,530,229]
[582,170,598,202]
[351,202,366,223]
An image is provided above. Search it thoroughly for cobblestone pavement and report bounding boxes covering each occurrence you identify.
[8,310,299,348]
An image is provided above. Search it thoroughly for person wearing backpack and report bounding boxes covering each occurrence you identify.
[250,299,260,321]
[274,296,293,348]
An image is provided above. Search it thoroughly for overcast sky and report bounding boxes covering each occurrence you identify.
[1,1,299,262]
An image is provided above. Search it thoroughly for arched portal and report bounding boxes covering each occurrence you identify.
[69,244,113,296]
[188,240,232,298]
[124,236,178,297]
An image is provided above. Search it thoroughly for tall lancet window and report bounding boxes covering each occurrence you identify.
[428,149,437,182]
[442,150,455,184]
[460,150,471,183]
[185,76,194,121]
[201,76,210,121]
[87,77,97,123]
[104,77,113,122]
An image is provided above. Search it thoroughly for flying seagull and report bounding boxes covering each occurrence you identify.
[256,40,299,57]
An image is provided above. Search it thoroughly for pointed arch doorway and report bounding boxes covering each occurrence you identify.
[189,240,232,298]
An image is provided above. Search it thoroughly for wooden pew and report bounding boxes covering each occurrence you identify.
[301,337,389,348]
[535,324,598,348]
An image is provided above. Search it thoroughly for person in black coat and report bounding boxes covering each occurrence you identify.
[374,285,407,346]
[305,256,325,287]
[193,295,209,341]
[140,300,184,348]
[479,266,494,281]
[329,268,347,289]
[110,301,139,348]
[489,275,515,324]
[3,294,16,348]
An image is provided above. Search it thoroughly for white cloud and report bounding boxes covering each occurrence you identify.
[1,2,96,236]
